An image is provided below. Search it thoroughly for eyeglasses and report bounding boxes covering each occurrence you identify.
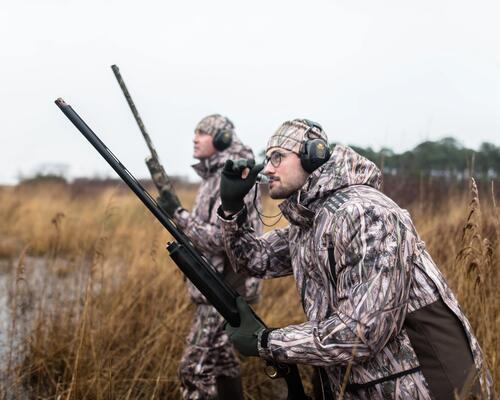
[264,151,292,168]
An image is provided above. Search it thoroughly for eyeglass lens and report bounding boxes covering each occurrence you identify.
[265,152,284,168]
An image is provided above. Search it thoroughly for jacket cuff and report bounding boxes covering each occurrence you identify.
[173,207,189,228]
[216,205,248,226]
[258,328,276,360]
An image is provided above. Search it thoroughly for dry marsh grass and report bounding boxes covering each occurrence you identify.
[0,179,498,399]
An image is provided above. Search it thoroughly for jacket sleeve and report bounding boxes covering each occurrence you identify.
[173,189,262,256]
[172,207,225,255]
[259,204,413,366]
[217,207,293,279]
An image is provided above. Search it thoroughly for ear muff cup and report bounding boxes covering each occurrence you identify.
[300,138,331,173]
[212,128,233,151]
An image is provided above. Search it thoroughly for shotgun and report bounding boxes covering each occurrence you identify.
[111,64,175,194]
[55,98,309,400]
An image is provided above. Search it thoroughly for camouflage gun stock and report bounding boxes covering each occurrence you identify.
[55,98,309,400]
[111,64,174,194]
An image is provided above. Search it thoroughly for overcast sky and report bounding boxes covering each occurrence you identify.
[1,0,499,183]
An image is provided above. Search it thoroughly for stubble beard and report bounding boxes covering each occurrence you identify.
[269,185,295,199]
[269,170,310,199]
[269,180,304,199]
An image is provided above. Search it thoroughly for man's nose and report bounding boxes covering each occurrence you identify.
[263,162,275,175]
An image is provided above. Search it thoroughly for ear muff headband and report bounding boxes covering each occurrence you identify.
[298,119,331,173]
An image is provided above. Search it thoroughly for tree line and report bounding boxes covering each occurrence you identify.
[344,137,500,179]
[19,137,500,185]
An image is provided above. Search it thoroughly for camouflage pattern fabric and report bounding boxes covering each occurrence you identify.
[219,144,493,399]
[178,304,241,399]
[195,114,234,137]
[155,131,262,399]
[266,119,328,154]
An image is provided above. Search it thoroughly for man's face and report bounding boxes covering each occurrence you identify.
[263,147,310,199]
[193,130,217,159]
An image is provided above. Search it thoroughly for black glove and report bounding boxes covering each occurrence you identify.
[225,297,265,357]
[157,188,181,217]
[220,159,263,213]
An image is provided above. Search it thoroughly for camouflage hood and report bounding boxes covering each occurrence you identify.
[280,144,382,226]
[192,134,255,179]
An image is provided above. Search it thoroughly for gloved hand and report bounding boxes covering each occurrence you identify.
[157,188,181,217]
[225,297,265,357]
[220,159,263,213]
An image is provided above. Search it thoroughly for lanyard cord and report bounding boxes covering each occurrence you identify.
[253,185,283,227]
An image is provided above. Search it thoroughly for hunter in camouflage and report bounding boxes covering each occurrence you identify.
[218,119,493,399]
[147,114,262,400]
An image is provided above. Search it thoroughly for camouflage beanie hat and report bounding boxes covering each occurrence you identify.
[266,119,328,154]
[195,114,235,137]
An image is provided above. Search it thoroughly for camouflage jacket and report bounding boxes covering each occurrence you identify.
[172,135,262,304]
[219,145,492,399]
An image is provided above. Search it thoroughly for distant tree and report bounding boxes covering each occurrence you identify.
[476,142,500,177]
[19,163,69,185]
[19,173,67,185]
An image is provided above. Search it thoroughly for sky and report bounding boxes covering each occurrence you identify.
[0,0,499,183]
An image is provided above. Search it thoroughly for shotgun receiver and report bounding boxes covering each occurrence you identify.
[111,64,175,194]
[54,98,309,400]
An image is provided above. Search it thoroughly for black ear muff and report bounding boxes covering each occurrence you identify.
[212,128,233,151]
[297,118,331,173]
[300,139,330,173]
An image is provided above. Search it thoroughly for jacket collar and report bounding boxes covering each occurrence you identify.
[192,154,225,179]
[279,192,316,228]
[279,145,382,227]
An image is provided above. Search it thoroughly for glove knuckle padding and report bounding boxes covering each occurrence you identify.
[233,159,249,173]
[223,159,234,173]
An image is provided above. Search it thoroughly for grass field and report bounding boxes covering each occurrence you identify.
[0,178,498,399]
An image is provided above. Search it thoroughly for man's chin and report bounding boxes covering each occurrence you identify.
[193,151,214,160]
[269,187,293,200]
